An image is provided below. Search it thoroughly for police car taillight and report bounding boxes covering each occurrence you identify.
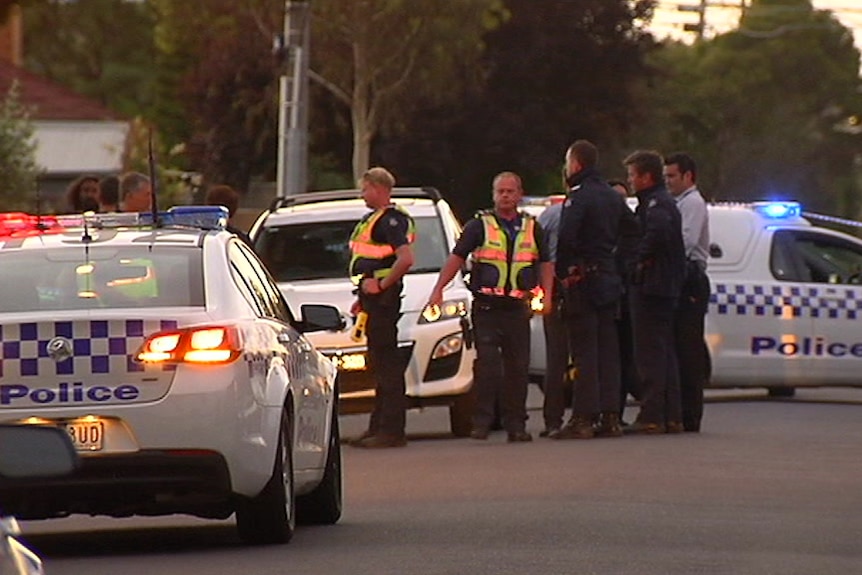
[136,326,242,364]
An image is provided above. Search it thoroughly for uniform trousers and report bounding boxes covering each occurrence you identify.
[361,286,406,437]
[629,286,681,426]
[675,265,711,431]
[471,298,531,434]
[564,285,621,416]
[541,291,569,431]
[617,291,640,415]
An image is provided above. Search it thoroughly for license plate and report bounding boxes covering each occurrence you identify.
[63,420,104,451]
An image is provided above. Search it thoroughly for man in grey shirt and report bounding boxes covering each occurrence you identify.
[537,199,569,436]
[663,152,710,432]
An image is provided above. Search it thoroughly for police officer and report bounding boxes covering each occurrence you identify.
[428,171,553,443]
[623,150,686,434]
[664,152,711,432]
[553,140,638,439]
[349,167,415,448]
[536,197,569,437]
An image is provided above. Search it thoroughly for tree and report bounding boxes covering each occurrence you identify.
[22,0,159,120]
[310,0,506,181]
[377,0,657,217]
[0,81,41,211]
[629,0,862,214]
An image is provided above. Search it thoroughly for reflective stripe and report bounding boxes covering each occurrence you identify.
[471,213,539,297]
[348,205,415,281]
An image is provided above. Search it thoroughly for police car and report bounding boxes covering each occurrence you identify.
[706,201,862,395]
[0,207,343,544]
[249,188,476,436]
[526,198,862,396]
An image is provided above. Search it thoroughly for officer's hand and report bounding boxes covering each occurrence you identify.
[350,299,362,316]
[360,277,381,295]
[427,288,443,309]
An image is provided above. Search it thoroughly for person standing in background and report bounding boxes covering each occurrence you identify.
[623,150,686,435]
[663,152,710,432]
[553,140,636,439]
[536,194,569,438]
[119,172,153,213]
[608,179,640,424]
[65,175,100,212]
[348,167,415,448]
[428,171,553,443]
[98,175,120,212]
[205,184,254,248]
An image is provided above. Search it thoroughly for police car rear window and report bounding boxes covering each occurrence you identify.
[1,247,204,312]
[256,216,449,282]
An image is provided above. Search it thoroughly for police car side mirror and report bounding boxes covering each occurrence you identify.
[709,243,723,259]
[299,304,346,333]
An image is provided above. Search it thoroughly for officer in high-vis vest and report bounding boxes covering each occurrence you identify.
[348,167,415,449]
[428,171,553,443]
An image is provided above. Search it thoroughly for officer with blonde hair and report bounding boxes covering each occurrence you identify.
[348,167,415,448]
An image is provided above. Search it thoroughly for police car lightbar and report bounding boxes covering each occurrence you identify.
[751,201,801,220]
[0,206,228,238]
[58,206,229,230]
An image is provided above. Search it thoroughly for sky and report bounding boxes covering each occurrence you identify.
[650,1,862,53]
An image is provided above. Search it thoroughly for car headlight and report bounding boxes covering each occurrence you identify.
[420,298,468,324]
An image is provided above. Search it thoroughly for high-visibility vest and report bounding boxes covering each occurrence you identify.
[471,212,539,298]
[348,205,415,284]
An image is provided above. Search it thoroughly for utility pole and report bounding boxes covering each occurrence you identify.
[275,0,310,197]
[679,0,708,40]
[679,0,749,40]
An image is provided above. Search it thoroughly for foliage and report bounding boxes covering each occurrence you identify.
[628,0,862,214]
[376,0,657,217]
[150,0,281,191]
[310,0,507,181]
[22,0,159,120]
[0,81,41,211]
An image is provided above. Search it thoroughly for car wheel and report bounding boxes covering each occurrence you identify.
[767,386,796,398]
[297,398,343,525]
[449,388,475,437]
[235,408,295,545]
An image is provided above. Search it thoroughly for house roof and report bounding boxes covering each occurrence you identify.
[0,59,123,121]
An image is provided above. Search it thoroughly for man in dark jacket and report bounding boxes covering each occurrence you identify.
[623,150,687,434]
[552,140,638,439]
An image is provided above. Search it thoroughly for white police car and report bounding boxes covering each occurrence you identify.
[526,198,862,396]
[0,207,343,544]
[249,189,476,436]
[707,201,862,395]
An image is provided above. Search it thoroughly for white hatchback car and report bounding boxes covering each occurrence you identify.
[0,207,342,544]
[250,189,476,436]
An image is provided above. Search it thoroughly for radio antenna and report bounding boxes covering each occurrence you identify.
[148,127,162,227]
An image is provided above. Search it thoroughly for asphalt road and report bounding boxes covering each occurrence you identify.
[20,387,862,575]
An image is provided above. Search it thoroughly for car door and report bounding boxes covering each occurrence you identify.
[231,241,329,471]
[708,227,814,387]
[775,229,862,385]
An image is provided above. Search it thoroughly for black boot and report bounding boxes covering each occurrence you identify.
[550,414,595,439]
[595,412,623,438]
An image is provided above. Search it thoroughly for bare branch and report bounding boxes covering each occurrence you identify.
[309,69,352,107]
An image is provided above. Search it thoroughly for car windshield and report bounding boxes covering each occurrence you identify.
[0,247,205,312]
[256,215,450,282]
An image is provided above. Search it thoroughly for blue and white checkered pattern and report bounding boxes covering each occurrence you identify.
[710,283,862,320]
[0,319,178,378]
